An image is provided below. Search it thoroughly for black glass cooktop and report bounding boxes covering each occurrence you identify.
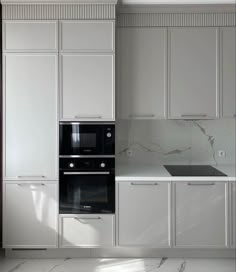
[164,165,227,177]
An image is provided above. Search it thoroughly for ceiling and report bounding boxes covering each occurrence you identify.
[120,0,235,4]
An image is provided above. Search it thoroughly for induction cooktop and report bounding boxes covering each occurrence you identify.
[164,165,227,176]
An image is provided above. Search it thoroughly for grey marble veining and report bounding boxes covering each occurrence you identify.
[0,257,235,272]
[116,119,236,166]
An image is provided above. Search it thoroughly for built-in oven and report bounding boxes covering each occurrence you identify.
[59,123,115,157]
[59,158,115,214]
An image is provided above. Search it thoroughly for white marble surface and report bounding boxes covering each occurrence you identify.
[0,257,235,272]
[116,164,236,182]
[116,120,235,166]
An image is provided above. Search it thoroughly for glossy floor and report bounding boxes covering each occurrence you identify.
[0,257,235,272]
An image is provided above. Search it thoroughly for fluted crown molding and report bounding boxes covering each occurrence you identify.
[0,0,118,3]
[1,0,117,19]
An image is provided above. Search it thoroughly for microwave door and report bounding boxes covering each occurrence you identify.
[60,124,103,156]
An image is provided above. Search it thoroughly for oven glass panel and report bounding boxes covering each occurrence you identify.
[59,172,115,214]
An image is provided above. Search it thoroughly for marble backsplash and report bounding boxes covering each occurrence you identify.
[116,119,236,166]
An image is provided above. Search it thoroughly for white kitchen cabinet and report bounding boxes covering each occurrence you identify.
[168,28,219,119]
[4,53,58,180]
[230,182,236,248]
[60,21,114,52]
[3,183,58,248]
[60,54,115,121]
[60,215,115,248]
[221,28,236,118]
[118,28,167,119]
[174,181,227,248]
[3,21,58,52]
[118,181,171,247]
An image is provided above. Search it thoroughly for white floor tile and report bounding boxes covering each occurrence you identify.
[0,257,235,272]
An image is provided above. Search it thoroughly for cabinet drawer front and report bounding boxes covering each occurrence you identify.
[60,215,115,247]
[60,21,114,52]
[3,21,58,51]
[3,183,58,248]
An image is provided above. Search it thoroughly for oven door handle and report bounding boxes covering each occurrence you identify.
[63,171,110,175]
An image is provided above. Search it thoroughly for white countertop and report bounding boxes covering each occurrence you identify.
[116,164,236,182]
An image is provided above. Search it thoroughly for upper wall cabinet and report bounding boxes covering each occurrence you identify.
[60,21,115,52]
[168,28,219,119]
[221,28,236,118]
[4,54,58,180]
[118,28,167,119]
[60,54,115,121]
[3,21,58,52]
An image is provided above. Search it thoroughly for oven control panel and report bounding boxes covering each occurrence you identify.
[60,158,115,171]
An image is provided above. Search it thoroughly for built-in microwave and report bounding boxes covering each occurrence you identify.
[59,123,115,157]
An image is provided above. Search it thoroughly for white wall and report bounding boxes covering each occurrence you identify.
[116,119,236,166]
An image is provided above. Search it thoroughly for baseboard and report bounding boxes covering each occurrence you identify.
[5,248,235,259]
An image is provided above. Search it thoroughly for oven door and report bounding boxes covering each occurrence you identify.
[60,123,104,156]
[59,170,115,214]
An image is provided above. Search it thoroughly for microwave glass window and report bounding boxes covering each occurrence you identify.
[72,133,96,148]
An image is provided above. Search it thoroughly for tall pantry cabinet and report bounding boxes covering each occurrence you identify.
[1,0,117,249]
[2,21,59,248]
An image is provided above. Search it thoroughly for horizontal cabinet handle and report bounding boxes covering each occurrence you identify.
[17,183,46,186]
[131,182,159,186]
[74,217,101,220]
[74,115,102,119]
[17,175,46,178]
[129,114,155,118]
[187,182,215,186]
[181,114,207,118]
[63,171,110,175]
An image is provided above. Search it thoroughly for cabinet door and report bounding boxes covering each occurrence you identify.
[3,183,58,248]
[118,28,167,119]
[4,54,58,180]
[221,28,236,118]
[61,54,115,121]
[118,181,171,247]
[3,21,58,52]
[175,181,227,248]
[168,28,219,119]
[60,215,114,248]
[60,21,114,52]
[231,182,236,248]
